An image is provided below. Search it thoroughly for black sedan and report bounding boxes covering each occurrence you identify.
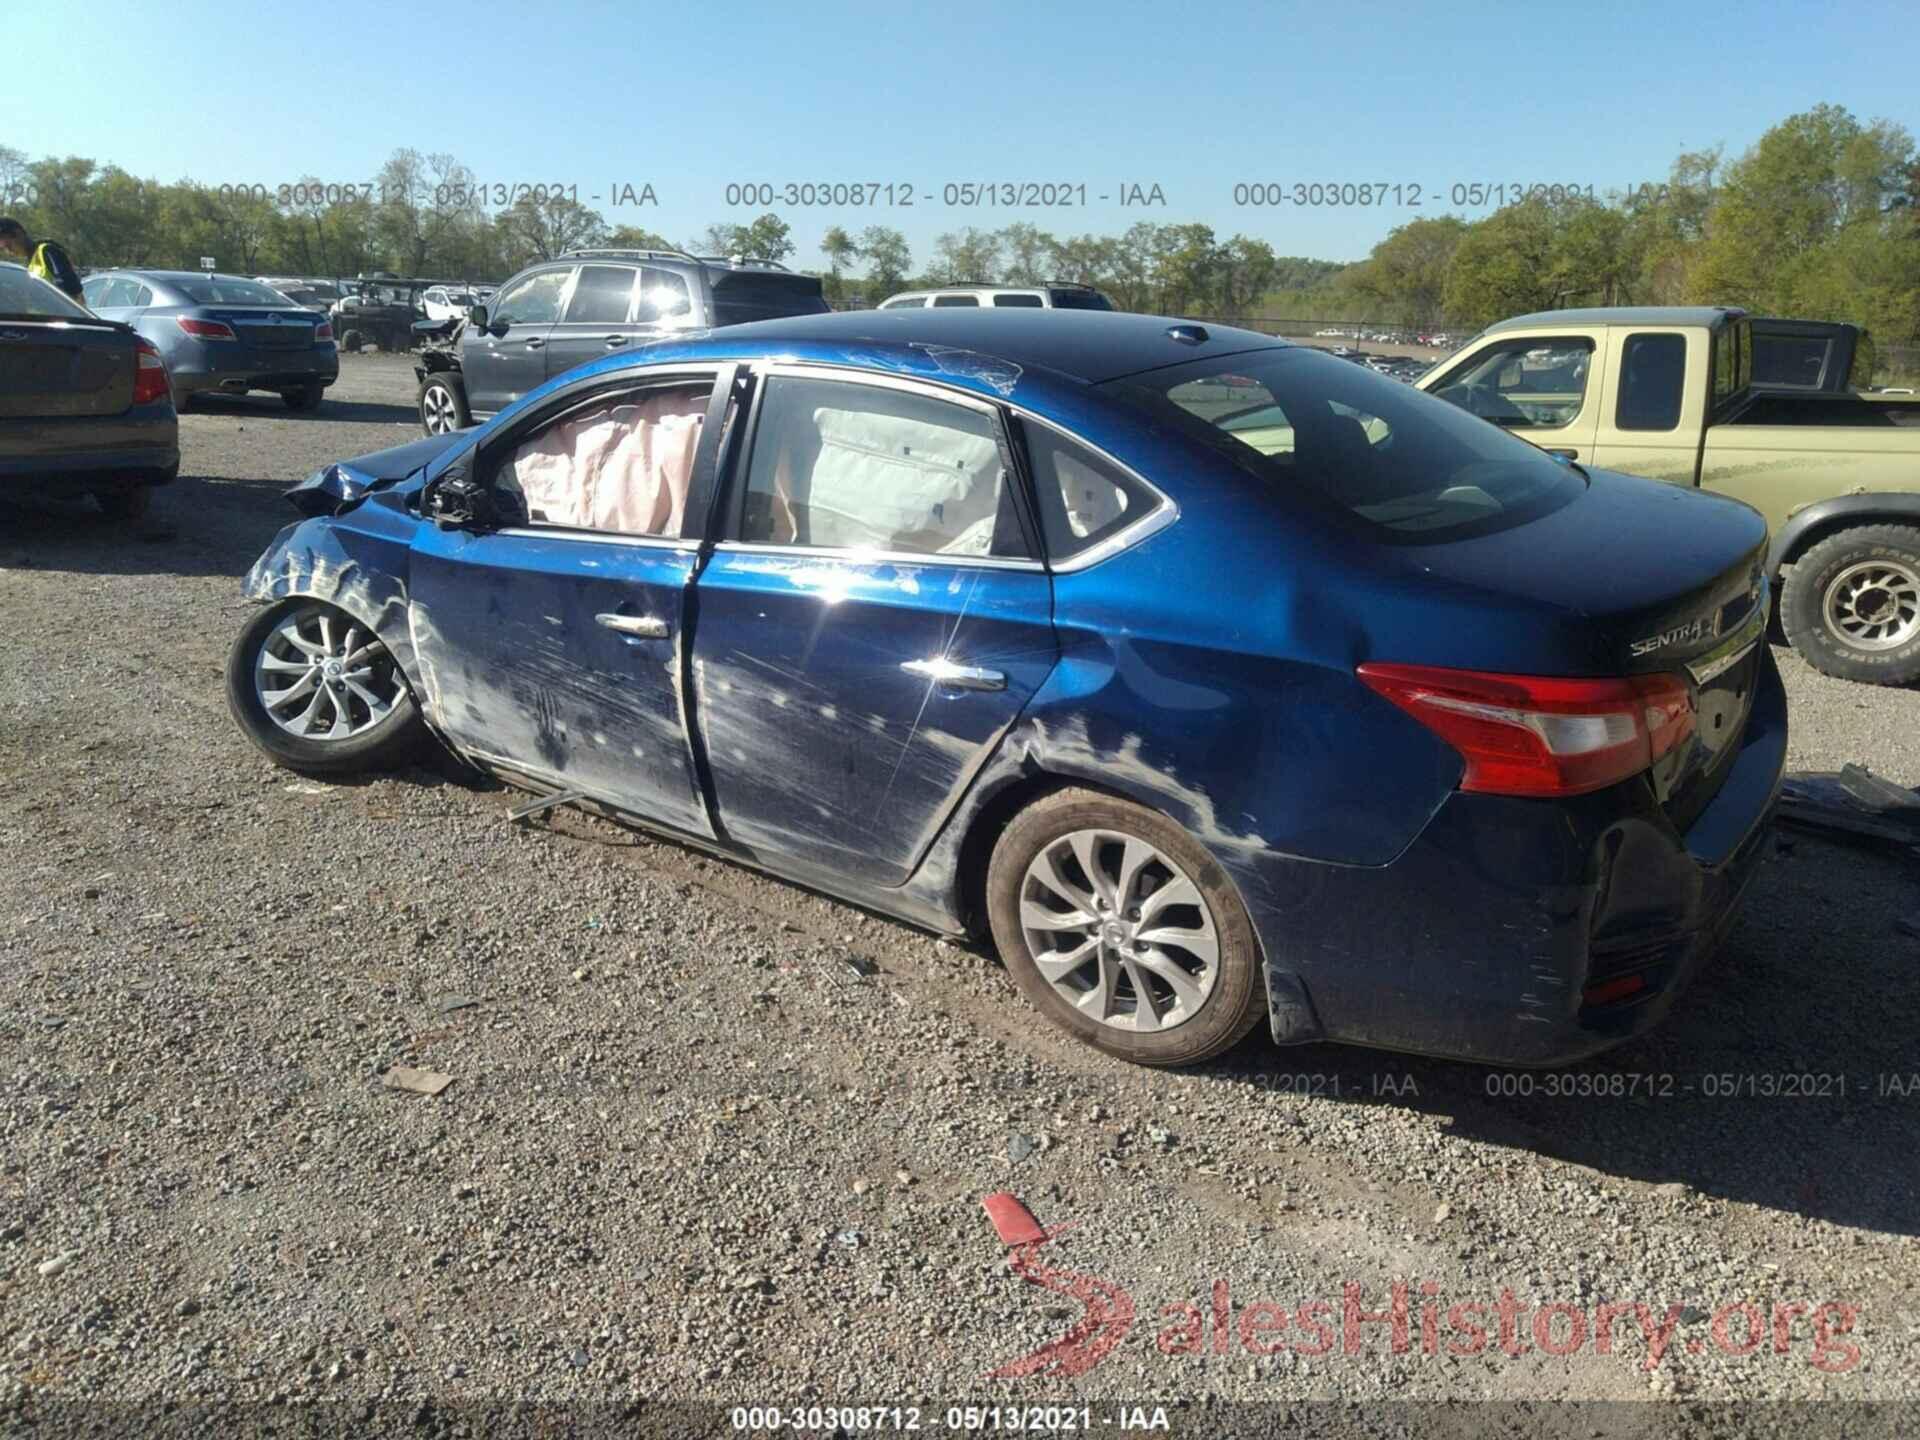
[0,262,178,521]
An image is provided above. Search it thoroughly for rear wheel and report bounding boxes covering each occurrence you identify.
[1780,525,1920,685]
[226,599,426,774]
[340,329,365,353]
[418,373,470,435]
[986,788,1265,1067]
[282,382,325,411]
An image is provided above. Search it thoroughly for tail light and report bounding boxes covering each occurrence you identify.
[314,321,334,343]
[1357,663,1694,798]
[132,337,171,407]
[176,317,237,341]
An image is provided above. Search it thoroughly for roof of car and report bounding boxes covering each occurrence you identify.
[712,309,1289,384]
[1482,306,1747,333]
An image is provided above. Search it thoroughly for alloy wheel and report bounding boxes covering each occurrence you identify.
[1823,559,1920,651]
[422,384,459,434]
[1018,828,1220,1033]
[253,606,405,741]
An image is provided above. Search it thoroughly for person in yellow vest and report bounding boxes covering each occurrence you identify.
[0,217,85,302]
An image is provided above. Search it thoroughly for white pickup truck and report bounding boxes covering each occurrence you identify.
[1420,307,1920,684]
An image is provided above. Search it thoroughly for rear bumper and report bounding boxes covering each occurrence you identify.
[171,347,339,395]
[0,406,180,487]
[1250,647,1789,1067]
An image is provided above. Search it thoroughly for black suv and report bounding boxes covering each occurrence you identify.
[415,249,829,434]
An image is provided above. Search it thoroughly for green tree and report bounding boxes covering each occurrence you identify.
[498,192,607,264]
[1442,200,1559,324]
[857,225,911,297]
[1346,217,1468,323]
[820,225,860,301]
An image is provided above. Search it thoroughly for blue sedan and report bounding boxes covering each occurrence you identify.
[228,311,1785,1067]
[81,270,338,411]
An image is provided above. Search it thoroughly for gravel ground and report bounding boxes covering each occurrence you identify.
[2,353,1917,1435]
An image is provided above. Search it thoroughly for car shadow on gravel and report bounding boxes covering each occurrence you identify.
[0,473,308,579]
[184,394,417,425]
[1199,834,1920,1236]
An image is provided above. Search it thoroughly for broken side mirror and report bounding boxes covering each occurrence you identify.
[424,465,523,531]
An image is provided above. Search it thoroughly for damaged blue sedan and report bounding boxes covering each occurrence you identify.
[230,311,1784,1067]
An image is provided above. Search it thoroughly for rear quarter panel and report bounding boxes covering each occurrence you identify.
[1701,424,1920,534]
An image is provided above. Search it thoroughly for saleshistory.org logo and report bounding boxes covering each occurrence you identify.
[980,1194,1861,1378]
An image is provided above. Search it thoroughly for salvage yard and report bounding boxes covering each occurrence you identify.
[3,353,1919,1421]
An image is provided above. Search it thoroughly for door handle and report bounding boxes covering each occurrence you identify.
[523,337,545,350]
[604,335,628,348]
[596,613,669,638]
[902,657,1005,691]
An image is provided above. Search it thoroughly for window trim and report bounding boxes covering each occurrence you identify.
[473,363,734,545]
[718,361,1044,571]
[1425,334,1597,432]
[555,262,640,327]
[1013,412,1177,573]
[491,263,577,329]
[1614,331,1689,433]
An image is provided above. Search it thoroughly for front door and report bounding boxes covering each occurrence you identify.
[1427,331,1604,464]
[691,367,1058,886]
[408,368,728,837]
[464,265,571,416]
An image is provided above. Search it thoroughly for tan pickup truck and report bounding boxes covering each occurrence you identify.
[1420,306,1920,684]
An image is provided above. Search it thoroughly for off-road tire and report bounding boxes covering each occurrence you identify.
[986,787,1266,1067]
[1780,525,1920,685]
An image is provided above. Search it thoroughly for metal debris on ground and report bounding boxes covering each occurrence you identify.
[507,789,586,825]
[383,1066,454,1097]
[1776,765,1920,850]
[432,995,480,1016]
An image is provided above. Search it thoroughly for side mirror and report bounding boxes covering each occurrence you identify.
[467,304,490,331]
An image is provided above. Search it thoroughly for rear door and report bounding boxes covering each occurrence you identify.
[1589,327,1709,484]
[690,365,1057,886]
[408,365,734,836]
[542,263,642,383]
[464,265,572,416]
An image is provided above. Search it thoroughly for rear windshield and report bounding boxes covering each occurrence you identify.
[1750,334,1833,389]
[0,264,89,319]
[711,272,830,327]
[1103,347,1584,543]
[175,277,295,306]
[1048,288,1112,311]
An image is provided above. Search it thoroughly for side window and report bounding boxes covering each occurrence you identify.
[1020,420,1157,560]
[879,297,925,309]
[1712,325,1737,407]
[132,284,153,307]
[493,381,713,537]
[1616,333,1687,431]
[562,265,636,324]
[931,294,980,307]
[492,268,571,327]
[81,276,110,306]
[992,293,1044,308]
[1430,337,1595,429]
[637,267,692,323]
[91,277,136,308]
[738,375,1029,559]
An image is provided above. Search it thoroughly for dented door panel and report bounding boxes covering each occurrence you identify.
[407,527,711,837]
[690,549,1057,886]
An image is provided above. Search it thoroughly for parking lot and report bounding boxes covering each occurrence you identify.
[3,352,1919,1422]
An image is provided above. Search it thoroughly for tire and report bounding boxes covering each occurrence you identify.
[226,598,427,775]
[418,373,470,435]
[340,329,365,353]
[985,788,1265,1067]
[1779,525,1920,685]
[94,485,152,522]
[282,383,325,412]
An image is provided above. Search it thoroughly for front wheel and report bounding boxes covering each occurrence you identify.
[418,373,470,435]
[986,788,1265,1067]
[1780,525,1920,685]
[227,599,426,774]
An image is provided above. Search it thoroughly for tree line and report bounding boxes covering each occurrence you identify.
[4,103,1913,355]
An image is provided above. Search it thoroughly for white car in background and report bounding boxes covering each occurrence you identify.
[421,286,480,323]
